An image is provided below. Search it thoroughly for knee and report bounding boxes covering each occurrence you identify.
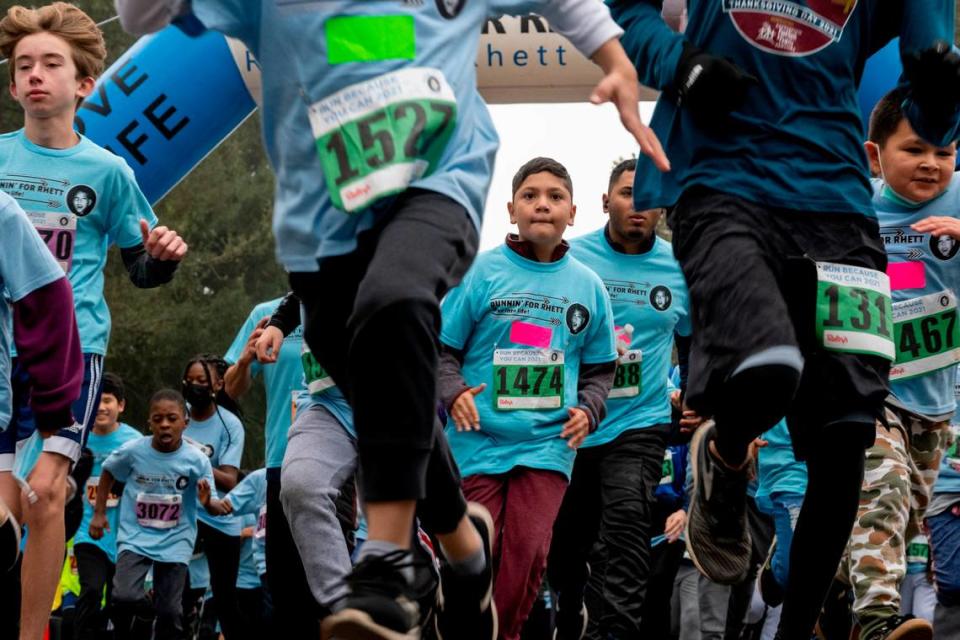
[112,582,148,607]
[280,463,337,515]
[721,349,803,428]
[352,299,437,343]
[25,474,66,525]
[153,595,182,621]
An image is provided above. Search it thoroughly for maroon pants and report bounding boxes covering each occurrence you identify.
[463,467,568,640]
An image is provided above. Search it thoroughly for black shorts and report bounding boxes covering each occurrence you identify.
[668,187,890,456]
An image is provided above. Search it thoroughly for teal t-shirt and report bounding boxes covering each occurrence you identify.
[104,437,215,565]
[0,130,158,356]
[237,513,262,588]
[440,245,617,478]
[756,419,808,510]
[74,423,143,562]
[185,408,245,536]
[225,468,267,578]
[570,228,691,447]
[190,0,618,269]
[225,299,305,469]
[935,365,960,495]
[0,191,64,431]
[877,174,960,417]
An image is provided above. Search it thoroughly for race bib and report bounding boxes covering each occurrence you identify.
[815,262,894,360]
[609,350,642,399]
[85,476,119,508]
[308,67,457,213]
[302,345,335,396]
[659,449,674,486]
[906,534,929,565]
[255,505,267,540]
[493,349,564,410]
[890,290,960,380]
[946,427,959,472]
[27,211,75,273]
[135,493,182,529]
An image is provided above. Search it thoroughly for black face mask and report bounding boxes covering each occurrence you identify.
[182,382,214,411]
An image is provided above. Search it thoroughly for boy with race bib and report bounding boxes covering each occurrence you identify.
[72,373,142,640]
[89,389,229,640]
[439,158,617,640]
[546,158,691,639]
[113,1,668,636]
[834,88,960,640]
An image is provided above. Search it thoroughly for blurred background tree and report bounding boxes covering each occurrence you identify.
[1,0,282,468]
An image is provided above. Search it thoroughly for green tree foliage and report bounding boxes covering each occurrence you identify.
[1,0,282,468]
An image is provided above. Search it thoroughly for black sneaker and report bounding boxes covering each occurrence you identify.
[552,595,587,640]
[0,499,21,572]
[434,502,497,640]
[862,615,932,640]
[684,422,752,584]
[321,549,423,640]
[758,537,785,608]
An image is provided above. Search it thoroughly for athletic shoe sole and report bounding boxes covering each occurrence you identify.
[434,502,498,640]
[0,499,21,572]
[684,423,750,585]
[321,609,421,640]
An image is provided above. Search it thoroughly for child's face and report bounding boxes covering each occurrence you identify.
[508,172,576,247]
[603,169,661,241]
[866,119,956,203]
[149,399,188,449]
[8,32,94,121]
[184,362,223,393]
[94,393,124,430]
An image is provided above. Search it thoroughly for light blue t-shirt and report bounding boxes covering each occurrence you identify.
[74,423,143,561]
[185,408,245,536]
[189,553,210,590]
[441,245,617,478]
[190,1,618,270]
[877,174,960,417]
[225,299,305,469]
[935,365,960,495]
[225,468,267,578]
[0,191,64,430]
[570,228,691,447]
[756,419,808,512]
[0,131,158,356]
[237,513,262,588]
[103,436,215,565]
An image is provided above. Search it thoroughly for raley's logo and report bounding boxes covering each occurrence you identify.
[723,0,859,56]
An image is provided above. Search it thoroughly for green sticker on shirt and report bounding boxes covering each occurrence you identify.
[325,15,416,64]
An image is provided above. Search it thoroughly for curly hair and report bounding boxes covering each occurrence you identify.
[0,3,106,84]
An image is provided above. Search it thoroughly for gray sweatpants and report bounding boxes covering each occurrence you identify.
[280,404,358,607]
[672,562,731,640]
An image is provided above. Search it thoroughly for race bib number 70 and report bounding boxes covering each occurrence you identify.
[815,262,894,360]
[308,68,457,213]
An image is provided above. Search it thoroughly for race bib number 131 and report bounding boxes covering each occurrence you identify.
[308,68,457,213]
[815,262,894,360]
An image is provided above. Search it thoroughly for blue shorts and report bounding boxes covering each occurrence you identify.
[0,353,104,471]
[928,503,960,606]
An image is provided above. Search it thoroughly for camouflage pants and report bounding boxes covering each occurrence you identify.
[838,405,950,635]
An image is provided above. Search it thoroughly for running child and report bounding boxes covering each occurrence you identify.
[88,389,228,640]
[835,87,959,640]
[113,2,668,636]
[439,157,617,640]
[72,372,142,640]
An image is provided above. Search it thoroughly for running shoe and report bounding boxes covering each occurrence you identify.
[0,498,21,572]
[321,549,423,640]
[685,422,752,584]
[860,615,932,640]
[434,502,497,640]
[758,537,785,608]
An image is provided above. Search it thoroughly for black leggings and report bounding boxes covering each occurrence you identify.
[776,425,870,639]
[194,522,243,640]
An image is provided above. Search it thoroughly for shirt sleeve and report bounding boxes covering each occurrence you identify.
[0,197,64,302]
[606,0,685,92]
[197,454,216,488]
[521,0,624,59]
[225,474,258,515]
[440,270,481,351]
[675,284,692,337]
[107,164,159,250]
[102,440,136,483]
[218,413,245,469]
[225,309,259,366]
[581,279,618,365]
[191,0,262,45]
[115,0,189,35]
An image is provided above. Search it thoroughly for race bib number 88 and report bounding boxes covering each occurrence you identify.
[609,350,642,399]
[493,349,564,410]
[815,262,894,360]
[308,68,457,213]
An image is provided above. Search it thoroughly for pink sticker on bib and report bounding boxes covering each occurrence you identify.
[888,262,926,291]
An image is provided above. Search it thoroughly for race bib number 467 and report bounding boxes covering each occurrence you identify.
[308,68,457,213]
[891,290,960,380]
[815,262,894,360]
[493,349,564,410]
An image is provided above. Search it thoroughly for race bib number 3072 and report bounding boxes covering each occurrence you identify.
[308,68,457,213]
[815,262,894,361]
